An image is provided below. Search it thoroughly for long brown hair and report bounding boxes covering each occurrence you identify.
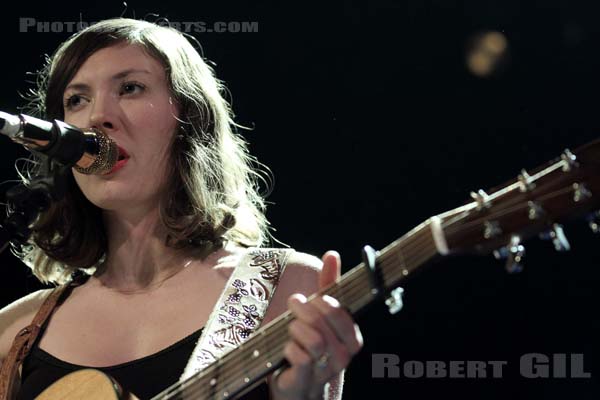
[15,18,271,284]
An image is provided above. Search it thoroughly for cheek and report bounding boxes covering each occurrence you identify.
[72,170,102,201]
[71,170,100,205]
[72,169,88,188]
[147,117,179,145]
[137,107,179,162]
[63,109,88,127]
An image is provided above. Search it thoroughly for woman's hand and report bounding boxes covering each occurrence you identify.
[270,251,364,400]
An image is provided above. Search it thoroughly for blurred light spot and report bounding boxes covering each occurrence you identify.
[466,31,510,78]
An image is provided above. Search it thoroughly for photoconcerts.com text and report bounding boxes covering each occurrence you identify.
[19,18,259,34]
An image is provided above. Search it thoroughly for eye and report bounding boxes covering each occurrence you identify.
[120,81,146,96]
[64,94,87,111]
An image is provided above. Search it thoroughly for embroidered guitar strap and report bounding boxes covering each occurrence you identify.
[180,247,294,381]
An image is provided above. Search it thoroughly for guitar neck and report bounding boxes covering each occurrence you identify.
[154,220,441,400]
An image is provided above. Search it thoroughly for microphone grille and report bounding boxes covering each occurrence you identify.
[73,129,118,175]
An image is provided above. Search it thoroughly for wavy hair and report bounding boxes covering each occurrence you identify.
[13,18,271,284]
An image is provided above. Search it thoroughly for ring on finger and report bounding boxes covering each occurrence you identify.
[314,352,331,369]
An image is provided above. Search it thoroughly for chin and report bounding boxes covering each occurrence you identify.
[74,172,164,213]
[88,197,132,211]
[77,184,137,211]
[86,188,160,215]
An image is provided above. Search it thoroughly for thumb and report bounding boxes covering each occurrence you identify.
[319,250,341,290]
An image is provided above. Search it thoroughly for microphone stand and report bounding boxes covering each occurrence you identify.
[0,155,71,254]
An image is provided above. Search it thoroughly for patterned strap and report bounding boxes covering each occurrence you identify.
[180,247,294,380]
[0,284,71,400]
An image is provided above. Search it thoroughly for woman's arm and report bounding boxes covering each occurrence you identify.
[0,290,53,363]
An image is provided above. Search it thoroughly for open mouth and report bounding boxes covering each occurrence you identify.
[104,145,131,174]
[117,146,130,161]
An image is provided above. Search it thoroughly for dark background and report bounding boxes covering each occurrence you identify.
[1,0,600,398]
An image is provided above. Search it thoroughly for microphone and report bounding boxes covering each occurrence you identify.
[0,111,118,175]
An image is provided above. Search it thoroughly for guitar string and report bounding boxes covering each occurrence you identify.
[157,230,437,399]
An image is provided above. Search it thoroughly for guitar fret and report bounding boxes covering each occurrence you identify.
[378,220,438,291]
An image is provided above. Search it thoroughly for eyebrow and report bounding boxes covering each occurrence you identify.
[64,68,151,93]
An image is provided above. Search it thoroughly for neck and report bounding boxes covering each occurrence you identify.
[94,206,200,292]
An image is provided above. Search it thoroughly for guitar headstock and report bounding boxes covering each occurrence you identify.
[438,138,600,269]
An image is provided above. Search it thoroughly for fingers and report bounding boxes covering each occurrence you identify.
[280,339,329,399]
[311,295,364,356]
[278,338,329,399]
[319,251,341,289]
[280,340,313,391]
[288,294,341,364]
[287,293,363,373]
[289,318,327,361]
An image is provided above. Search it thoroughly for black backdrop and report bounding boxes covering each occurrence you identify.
[1,1,599,399]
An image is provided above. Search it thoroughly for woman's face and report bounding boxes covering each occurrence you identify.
[63,43,179,214]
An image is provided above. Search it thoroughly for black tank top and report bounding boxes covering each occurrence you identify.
[17,326,270,399]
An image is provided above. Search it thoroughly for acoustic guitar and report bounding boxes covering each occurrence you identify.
[37,138,600,399]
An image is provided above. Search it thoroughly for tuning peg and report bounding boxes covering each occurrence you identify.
[518,169,536,192]
[527,201,545,220]
[586,211,600,233]
[493,235,525,273]
[561,149,578,171]
[470,189,491,210]
[572,183,592,203]
[539,223,571,251]
[385,287,404,315]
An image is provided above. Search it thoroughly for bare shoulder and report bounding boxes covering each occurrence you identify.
[281,250,323,291]
[265,251,323,321]
[0,289,54,362]
[212,246,323,285]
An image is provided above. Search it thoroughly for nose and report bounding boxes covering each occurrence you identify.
[88,92,117,132]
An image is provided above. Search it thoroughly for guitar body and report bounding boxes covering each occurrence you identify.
[36,369,138,400]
